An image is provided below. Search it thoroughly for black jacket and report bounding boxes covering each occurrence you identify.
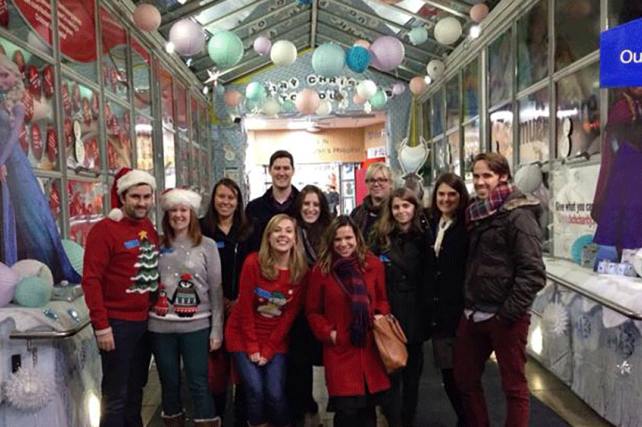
[429,215,468,338]
[350,195,382,244]
[372,227,433,343]
[246,186,300,237]
[464,190,546,323]
[199,217,261,301]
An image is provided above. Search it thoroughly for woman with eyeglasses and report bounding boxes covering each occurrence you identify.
[350,162,392,244]
[370,187,433,427]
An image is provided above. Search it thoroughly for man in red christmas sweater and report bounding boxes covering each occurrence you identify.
[82,167,159,427]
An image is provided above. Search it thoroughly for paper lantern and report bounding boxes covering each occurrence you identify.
[270,40,298,66]
[169,19,205,56]
[470,3,490,23]
[346,46,371,73]
[316,99,332,116]
[514,163,543,194]
[14,276,53,308]
[295,89,321,115]
[409,76,427,95]
[312,43,345,77]
[61,239,84,277]
[5,366,55,411]
[392,82,406,96]
[133,4,161,32]
[370,90,388,110]
[354,39,371,49]
[262,98,281,115]
[296,0,314,5]
[10,260,54,286]
[224,90,243,107]
[253,36,272,56]
[409,26,428,46]
[369,36,405,72]
[281,100,297,113]
[356,80,377,100]
[426,59,445,79]
[208,31,244,68]
[245,82,266,101]
[434,17,462,45]
[353,95,366,104]
[0,262,18,307]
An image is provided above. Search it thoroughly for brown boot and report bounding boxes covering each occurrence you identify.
[193,417,222,427]
[161,412,185,427]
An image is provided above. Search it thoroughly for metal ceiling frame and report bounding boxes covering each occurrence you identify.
[159,0,227,32]
[416,0,471,20]
[198,0,274,30]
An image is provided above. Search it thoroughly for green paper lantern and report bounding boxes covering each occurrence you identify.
[312,43,345,77]
[281,100,296,113]
[14,276,53,308]
[208,31,244,68]
[61,239,84,277]
[370,89,388,109]
[245,82,266,101]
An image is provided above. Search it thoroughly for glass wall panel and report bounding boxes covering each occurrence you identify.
[132,38,151,116]
[463,58,479,121]
[105,100,132,172]
[555,62,600,158]
[62,76,100,171]
[518,88,549,164]
[159,65,174,128]
[555,0,600,71]
[609,0,642,27]
[59,0,98,82]
[517,0,548,91]
[5,0,55,57]
[68,180,104,246]
[100,7,129,101]
[464,119,480,176]
[434,137,448,175]
[446,75,460,129]
[135,115,153,173]
[38,177,61,231]
[447,131,461,176]
[163,127,176,188]
[431,92,444,137]
[191,96,200,144]
[176,83,188,140]
[176,138,190,186]
[489,30,513,106]
[490,104,514,169]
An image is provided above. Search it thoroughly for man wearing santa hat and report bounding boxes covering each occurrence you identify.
[82,167,159,427]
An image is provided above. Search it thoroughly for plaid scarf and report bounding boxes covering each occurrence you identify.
[332,254,371,348]
[466,182,516,224]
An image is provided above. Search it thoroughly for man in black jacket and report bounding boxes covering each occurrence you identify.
[246,150,299,237]
[453,153,545,427]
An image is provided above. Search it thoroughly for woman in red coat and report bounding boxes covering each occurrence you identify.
[306,215,391,427]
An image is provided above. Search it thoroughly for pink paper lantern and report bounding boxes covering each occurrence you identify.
[354,39,371,49]
[133,4,161,32]
[0,262,18,307]
[370,36,405,72]
[295,89,321,115]
[353,94,366,104]
[253,36,272,56]
[409,76,427,95]
[169,19,205,56]
[470,3,490,23]
[224,90,243,107]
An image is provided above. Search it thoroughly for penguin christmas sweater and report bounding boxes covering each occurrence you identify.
[82,216,159,332]
[148,235,223,341]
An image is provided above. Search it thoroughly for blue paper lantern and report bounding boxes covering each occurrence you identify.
[346,46,371,73]
[312,43,345,77]
[245,82,266,101]
[370,89,388,109]
[61,239,84,277]
[14,276,53,308]
[408,26,428,46]
[296,0,314,4]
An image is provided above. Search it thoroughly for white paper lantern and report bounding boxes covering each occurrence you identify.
[270,40,298,66]
[434,17,463,45]
[514,163,543,194]
[356,80,377,100]
[169,19,205,56]
[262,98,281,116]
[426,59,445,79]
[316,99,332,116]
[10,260,54,286]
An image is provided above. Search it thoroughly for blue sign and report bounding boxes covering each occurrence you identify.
[601,18,642,88]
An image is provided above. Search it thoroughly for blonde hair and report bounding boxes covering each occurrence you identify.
[258,214,308,284]
[317,215,370,275]
[365,162,391,182]
[0,55,26,124]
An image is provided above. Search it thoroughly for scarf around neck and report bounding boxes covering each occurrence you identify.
[466,182,516,224]
[332,254,371,348]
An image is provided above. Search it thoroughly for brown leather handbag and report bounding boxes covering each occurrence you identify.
[373,314,408,373]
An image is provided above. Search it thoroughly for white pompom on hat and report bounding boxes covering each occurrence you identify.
[160,188,202,212]
[108,167,157,222]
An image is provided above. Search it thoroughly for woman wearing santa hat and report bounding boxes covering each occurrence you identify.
[149,188,223,427]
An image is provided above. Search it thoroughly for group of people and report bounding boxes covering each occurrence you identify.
[81,149,545,427]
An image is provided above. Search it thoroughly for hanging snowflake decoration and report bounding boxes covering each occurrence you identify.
[542,302,569,337]
[617,360,632,377]
[4,365,55,411]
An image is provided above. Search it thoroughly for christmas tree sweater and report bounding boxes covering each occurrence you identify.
[149,236,223,341]
[225,253,305,360]
[82,216,159,332]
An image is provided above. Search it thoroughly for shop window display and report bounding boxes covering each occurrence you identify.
[489,29,513,107]
[191,96,200,144]
[132,38,151,116]
[100,7,129,102]
[554,0,600,72]
[176,137,190,186]
[609,0,642,27]
[555,61,600,158]
[517,0,548,92]
[67,180,104,248]
[518,88,549,164]
[57,0,98,83]
[4,0,55,57]
[490,103,514,170]
[105,100,132,173]
[431,91,443,137]
[446,75,460,130]
[163,127,176,189]
[447,131,461,176]
[37,177,61,232]
[463,119,480,178]
[135,115,153,173]
[463,58,479,122]
[433,137,447,175]
[159,64,176,188]
[62,77,100,171]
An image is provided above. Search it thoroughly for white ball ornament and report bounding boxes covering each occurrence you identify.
[168,19,205,56]
[316,99,332,116]
[434,17,463,45]
[262,98,281,116]
[426,59,445,80]
[270,40,298,66]
[356,80,377,100]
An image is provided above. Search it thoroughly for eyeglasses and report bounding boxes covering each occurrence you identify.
[366,178,390,185]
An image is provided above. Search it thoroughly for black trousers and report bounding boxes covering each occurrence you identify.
[286,313,320,423]
[381,342,424,427]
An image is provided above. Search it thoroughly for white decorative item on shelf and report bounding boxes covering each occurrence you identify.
[5,365,55,411]
[542,302,569,337]
[398,137,429,174]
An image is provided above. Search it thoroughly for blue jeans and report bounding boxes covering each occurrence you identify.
[233,352,289,426]
[151,328,217,419]
[99,319,151,427]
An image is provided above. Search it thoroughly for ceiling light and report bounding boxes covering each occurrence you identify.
[165,42,175,54]
[186,58,193,67]
[203,86,209,95]
[424,76,432,85]
[470,25,482,39]
[177,0,187,4]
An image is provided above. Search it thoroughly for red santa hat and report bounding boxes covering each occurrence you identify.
[160,188,202,212]
[108,167,157,221]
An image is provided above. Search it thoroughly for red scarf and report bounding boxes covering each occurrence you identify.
[466,182,516,225]
[332,254,371,348]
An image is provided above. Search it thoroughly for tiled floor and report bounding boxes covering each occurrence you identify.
[143,357,614,427]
